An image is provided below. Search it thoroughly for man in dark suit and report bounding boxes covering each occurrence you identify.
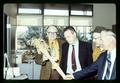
[65,30,116,80]
[60,26,93,79]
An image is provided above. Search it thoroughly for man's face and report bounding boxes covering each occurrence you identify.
[100,33,110,50]
[64,30,76,44]
[93,32,102,47]
[47,26,57,41]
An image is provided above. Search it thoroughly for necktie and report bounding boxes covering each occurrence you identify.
[50,42,55,57]
[104,52,111,80]
[72,45,76,71]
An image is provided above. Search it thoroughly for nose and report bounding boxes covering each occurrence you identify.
[93,39,95,41]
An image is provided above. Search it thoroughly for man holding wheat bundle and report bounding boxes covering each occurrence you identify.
[29,25,65,80]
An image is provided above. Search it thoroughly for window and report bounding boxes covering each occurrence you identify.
[70,16,92,42]
[17,15,42,26]
[44,9,68,16]
[43,4,69,39]
[44,4,69,26]
[70,4,93,42]
[70,4,93,16]
[86,11,92,16]
[16,26,42,63]
[18,8,41,14]
[18,4,42,14]
[71,10,84,15]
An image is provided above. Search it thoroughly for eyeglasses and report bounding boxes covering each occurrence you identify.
[93,37,100,40]
[48,32,57,34]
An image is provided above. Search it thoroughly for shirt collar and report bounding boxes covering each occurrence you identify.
[107,48,116,61]
[71,39,79,46]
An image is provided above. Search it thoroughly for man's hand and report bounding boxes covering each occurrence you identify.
[43,54,49,61]
[64,74,74,80]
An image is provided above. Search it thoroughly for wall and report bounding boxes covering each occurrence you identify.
[93,4,116,29]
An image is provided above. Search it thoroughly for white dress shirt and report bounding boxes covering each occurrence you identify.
[66,39,82,74]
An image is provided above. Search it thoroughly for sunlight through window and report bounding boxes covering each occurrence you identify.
[71,10,84,15]
[18,8,41,14]
[44,9,69,16]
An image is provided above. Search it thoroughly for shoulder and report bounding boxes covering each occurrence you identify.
[79,40,89,44]
[58,39,65,44]
[97,51,107,60]
[62,41,69,47]
[79,40,92,46]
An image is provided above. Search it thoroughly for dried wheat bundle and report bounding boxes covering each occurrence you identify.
[29,37,66,79]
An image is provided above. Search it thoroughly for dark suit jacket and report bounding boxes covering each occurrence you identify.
[73,51,116,80]
[60,40,93,75]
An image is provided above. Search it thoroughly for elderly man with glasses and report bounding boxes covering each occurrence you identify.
[34,25,65,80]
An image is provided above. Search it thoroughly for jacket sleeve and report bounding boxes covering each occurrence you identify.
[73,61,98,79]
[73,52,106,79]
[34,53,49,65]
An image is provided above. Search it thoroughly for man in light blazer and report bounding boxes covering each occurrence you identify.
[65,30,116,80]
[60,26,93,80]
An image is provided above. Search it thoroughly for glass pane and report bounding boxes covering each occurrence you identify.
[18,8,41,14]
[71,10,84,15]
[44,9,69,16]
[16,26,42,50]
[70,16,92,26]
[16,26,42,63]
[17,15,42,26]
[86,11,92,16]
[71,26,92,42]
[86,26,91,33]
[44,16,69,26]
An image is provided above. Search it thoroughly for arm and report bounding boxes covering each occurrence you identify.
[30,38,66,79]
[65,50,106,80]
[73,53,104,80]
[34,53,49,66]
[60,42,69,74]
[73,62,97,79]
[65,62,98,80]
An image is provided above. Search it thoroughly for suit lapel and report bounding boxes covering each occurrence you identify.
[100,52,107,79]
[58,39,61,58]
[111,60,116,79]
[78,41,85,68]
[64,43,69,73]
[101,52,116,80]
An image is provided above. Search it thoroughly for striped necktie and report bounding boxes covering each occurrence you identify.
[104,52,111,80]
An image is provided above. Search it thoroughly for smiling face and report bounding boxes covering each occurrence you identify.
[64,30,77,44]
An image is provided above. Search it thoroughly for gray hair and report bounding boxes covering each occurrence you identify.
[101,30,116,38]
